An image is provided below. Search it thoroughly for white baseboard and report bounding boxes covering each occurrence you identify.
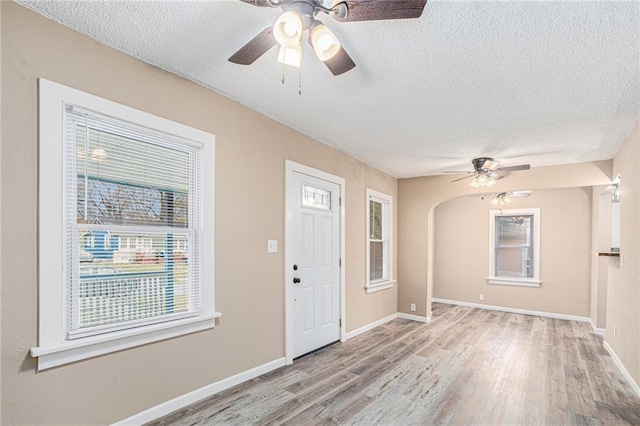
[398,312,430,323]
[344,313,398,340]
[343,310,433,341]
[603,341,640,397]
[588,319,606,336]
[113,357,286,425]
[432,298,591,322]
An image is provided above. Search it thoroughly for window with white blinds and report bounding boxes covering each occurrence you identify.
[65,106,202,338]
[488,208,541,287]
[32,79,218,370]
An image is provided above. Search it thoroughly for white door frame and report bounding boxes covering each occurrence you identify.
[284,160,346,365]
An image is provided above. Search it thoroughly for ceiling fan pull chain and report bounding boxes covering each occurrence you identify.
[298,43,303,95]
[281,61,285,85]
[298,62,302,96]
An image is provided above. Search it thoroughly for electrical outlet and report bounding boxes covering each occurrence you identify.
[479,293,485,301]
[410,303,416,312]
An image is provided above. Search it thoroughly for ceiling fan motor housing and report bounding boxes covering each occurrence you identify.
[472,157,494,170]
[281,1,319,29]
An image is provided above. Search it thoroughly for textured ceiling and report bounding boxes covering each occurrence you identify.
[16,0,640,178]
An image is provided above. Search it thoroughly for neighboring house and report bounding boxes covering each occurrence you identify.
[83,230,187,263]
[111,233,152,264]
[81,230,117,261]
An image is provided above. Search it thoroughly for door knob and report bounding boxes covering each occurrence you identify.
[293,277,301,284]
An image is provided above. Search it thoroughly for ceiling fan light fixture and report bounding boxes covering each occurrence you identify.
[470,173,496,188]
[491,194,511,206]
[277,43,302,68]
[273,11,303,47]
[310,23,341,61]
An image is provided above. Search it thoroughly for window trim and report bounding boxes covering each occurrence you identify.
[365,189,395,294]
[31,79,220,370]
[488,208,541,287]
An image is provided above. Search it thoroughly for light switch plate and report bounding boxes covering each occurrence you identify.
[267,240,278,254]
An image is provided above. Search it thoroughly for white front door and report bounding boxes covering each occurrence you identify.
[291,171,341,358]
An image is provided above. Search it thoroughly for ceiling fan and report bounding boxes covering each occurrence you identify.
[488,190,531,206]
[444,157,531,188]
[471,190,532,206]
[228,0,429,75]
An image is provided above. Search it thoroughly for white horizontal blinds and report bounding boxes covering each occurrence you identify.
[64,105,201,338]
[495,215,533,278]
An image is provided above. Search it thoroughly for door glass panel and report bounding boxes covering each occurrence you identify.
[302,184,331,210]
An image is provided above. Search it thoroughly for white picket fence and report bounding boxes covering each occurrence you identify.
[78,272,171,328]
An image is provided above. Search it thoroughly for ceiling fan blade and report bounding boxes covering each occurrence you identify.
[442,171,472,174]
[228,27,277,65]
[331,0,427,22]
[323,46,356,76]
[451,174,475,183]
[510,191,532,197]
[496,164,530,172]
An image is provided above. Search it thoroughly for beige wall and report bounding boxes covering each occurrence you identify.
[398,160,612,319]
[0,3,397,424]
[608,122,640,387]
[434,188,592,316]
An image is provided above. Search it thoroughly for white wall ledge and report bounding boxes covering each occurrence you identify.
[31,313,221,370]
[365,280,396,294]
[488,277,541,287]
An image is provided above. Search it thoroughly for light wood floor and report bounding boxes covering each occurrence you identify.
[151,303,640,425]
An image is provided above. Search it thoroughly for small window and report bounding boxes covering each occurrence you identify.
[302,184,331,210]
[488,208,541,287]
[365,189,395,293]
[32,79,220,370]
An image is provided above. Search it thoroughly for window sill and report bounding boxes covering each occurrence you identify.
[30,312,221,371]
[365,280,396,294]
[487,277,541,288]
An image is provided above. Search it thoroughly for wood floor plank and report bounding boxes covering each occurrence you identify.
[149,304,640,426]
[261,371,361,425]
[564,364,599,419]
